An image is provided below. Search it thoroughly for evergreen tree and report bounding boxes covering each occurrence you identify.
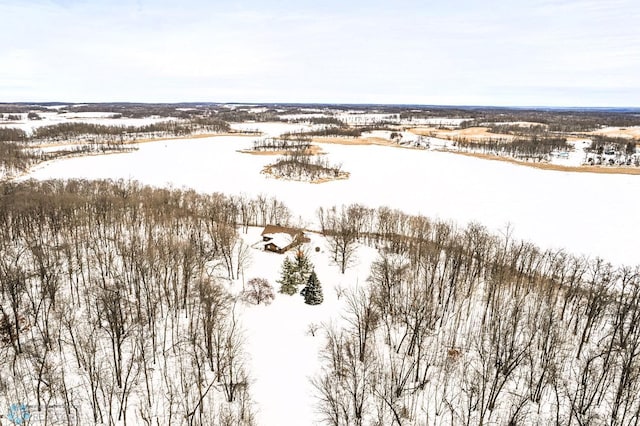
[292,249,312,285]
[278,250,314,296]
[277,257,298,295]
[301,270,323,305]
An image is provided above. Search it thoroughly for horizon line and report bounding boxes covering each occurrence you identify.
[2,101,640,111]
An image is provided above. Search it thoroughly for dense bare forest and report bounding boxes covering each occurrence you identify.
[454,137,572,162]
[2,178,639,424]
[315,205,640,425]
[0,179,290,425]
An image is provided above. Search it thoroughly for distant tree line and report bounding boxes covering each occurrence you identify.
[216,109,282,123]
[30,120,229,143]
[486,123,550,137]
[454,136,572,161]
[458,110,640,133]
[251,137,311,152]
[282,124,399,140]
[293,127,363,138]
[287,116,346,127]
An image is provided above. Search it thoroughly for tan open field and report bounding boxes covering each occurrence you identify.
[586,127,640,140]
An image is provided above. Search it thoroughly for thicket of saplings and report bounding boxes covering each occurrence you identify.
[453,137,572,161]
[63,103,202,119]
[0,179,293,425]
[444,109,640,132]
[314,204,640,425]
[0,104,209,119]
[265,152,346,182]
[215,108,282,123]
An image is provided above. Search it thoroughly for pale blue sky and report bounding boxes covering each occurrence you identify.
[1,0,639,106]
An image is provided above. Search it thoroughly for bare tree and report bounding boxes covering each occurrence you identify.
[241,278,275,305]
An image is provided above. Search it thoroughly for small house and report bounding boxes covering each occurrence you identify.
[261,225,310,254]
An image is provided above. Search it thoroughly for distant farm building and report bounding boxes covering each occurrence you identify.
[260,225,310,254]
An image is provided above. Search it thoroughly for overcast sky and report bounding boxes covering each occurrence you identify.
[1,0,639,106]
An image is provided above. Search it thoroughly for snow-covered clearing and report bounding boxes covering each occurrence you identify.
[239,228,378,425]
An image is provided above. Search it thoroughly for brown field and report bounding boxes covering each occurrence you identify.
[586,127,640,140]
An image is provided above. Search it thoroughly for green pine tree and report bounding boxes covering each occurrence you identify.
[301,270,323,305]
[277,257,298,295]
[292,249,312,286]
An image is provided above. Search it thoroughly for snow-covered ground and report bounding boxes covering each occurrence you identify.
[16,127,640,424]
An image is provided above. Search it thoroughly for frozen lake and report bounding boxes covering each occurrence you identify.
[23,134,640,266]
